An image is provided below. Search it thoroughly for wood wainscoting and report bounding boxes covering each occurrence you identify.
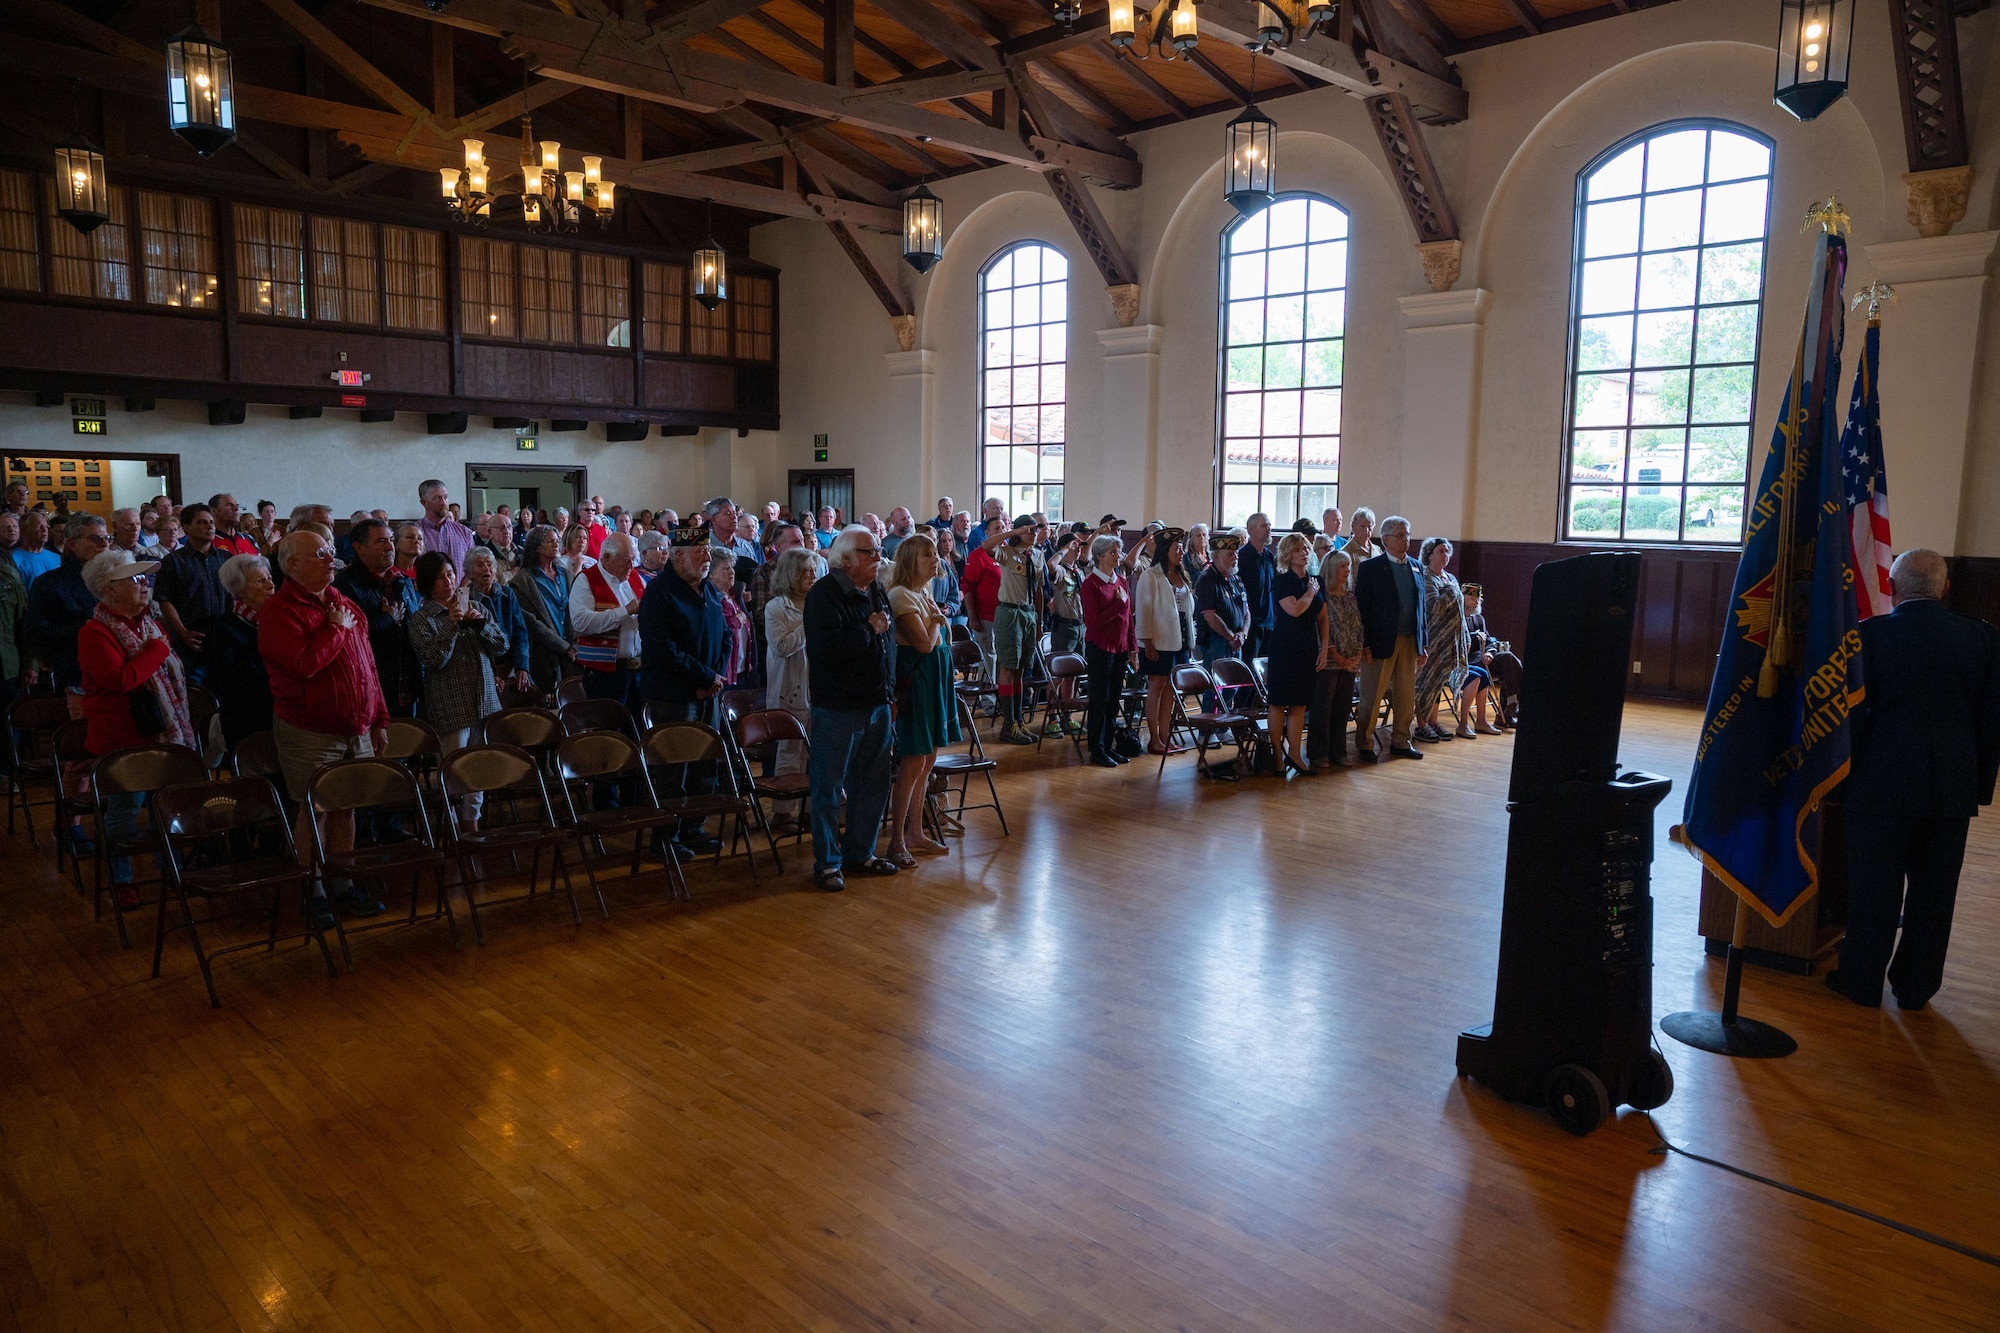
[1454,542,1743,704]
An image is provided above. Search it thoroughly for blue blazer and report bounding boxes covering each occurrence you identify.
[1353,551,1428,659]
[1849,598,2000,820]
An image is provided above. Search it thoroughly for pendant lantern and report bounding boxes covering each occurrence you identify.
[165,25,236,157]
[1773,0,1853,122]
[902,183,944,274]
[1223,104,1275,216]
[54,139,110,236]
[693,200,727,311]
[1108,1,1136,47]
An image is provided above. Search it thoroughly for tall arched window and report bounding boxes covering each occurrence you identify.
[1565,122,1773,543]
[1218,195,1347,529]
[980,243,1068,522]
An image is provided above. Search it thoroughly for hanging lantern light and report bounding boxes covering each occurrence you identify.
[594,179,615,218]
[1255,1,1285,49]
[54,139,110,236]
[564,170,585,203]
[1774,0,1853,122]
[1306,0,1334,26]
[1108,1,1136,47]
[165,25,236,156]
[1170,0,1199,52]
[693,199,727,311]
[1224,103,1275,216]
[902,183,944,274]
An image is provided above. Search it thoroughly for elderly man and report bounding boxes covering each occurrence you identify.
[570,530,646,714]
[640,525,730,856]
[24,512,108,690]
[735,511,762,562]
[1321,506,1345,551]
[208,493,261,557]
[881,507,916,561]
[1195,529,1250,684]
[761,500,782,525]
[980,496,1006,527]
[11,511,59,585]
[3,481,26,515]
[109,508,145,554]
[1239,512,1277,663]
[416,479,475,574]
[259,529,390,919]
[481,511,521,580]
[701,496,760,584]
[334,518,423,717]
[154,502,232,683]
[929,497,955,534]
[1353,515,1428,763]
[803,526,900,891]
[1827,550,2000,1011]
[288,502,333,533]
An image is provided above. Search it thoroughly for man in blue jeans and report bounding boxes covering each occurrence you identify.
[802,525,900,892]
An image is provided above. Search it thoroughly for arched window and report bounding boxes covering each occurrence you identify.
[980,242,1068,522]
[1218,195,1347,530]
[1565,122,1773,543]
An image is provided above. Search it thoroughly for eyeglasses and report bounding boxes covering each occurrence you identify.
[852,545,882,557]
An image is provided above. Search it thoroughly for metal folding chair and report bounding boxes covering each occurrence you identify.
[305,758,458,955]
[441,744,589,942]
[91,743,210,947]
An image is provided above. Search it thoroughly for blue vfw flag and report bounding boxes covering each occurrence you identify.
[1682,208,1864,929]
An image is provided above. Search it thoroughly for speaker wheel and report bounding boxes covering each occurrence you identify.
[1544,1064,1610,1137]
[1625,1049,1674,1111]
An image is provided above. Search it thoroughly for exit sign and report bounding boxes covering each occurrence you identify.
[813,432,829,463]
[73,417,106,435]
[70,397,106,417]
[333,369,366,388]
[517,436,539,451]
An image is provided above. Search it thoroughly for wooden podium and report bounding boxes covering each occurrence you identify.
[1695,802,1848,974]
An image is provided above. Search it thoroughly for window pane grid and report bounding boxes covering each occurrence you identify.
[309,215,378,326]
[47,180,130,301]
[233,203,305,319]
[1565,125,1769,544]
[579,252,629,347]
[1218,196,1347,531]
[641,261,685,354]
[382,225,444,333]
[458,236,516,339]
[0,168,37,292]
[979,243,1068,522]
[519,244,576,345]
[137,190,216,309]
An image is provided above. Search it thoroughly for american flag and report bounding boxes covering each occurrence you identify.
[1839,322,1893,619]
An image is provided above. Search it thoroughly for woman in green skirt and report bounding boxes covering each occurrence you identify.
[884,531,960,867]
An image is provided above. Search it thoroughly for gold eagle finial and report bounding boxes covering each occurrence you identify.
[1851,280,1897,321]
[1802,196,1851,237]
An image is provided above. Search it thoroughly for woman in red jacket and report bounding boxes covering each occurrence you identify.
[1080,533,1136,768]
[959,514,1005,707]
[77,549,197,898]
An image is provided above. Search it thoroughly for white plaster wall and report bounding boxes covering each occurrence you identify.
[756,0,2000,554]
[0,395,776,518]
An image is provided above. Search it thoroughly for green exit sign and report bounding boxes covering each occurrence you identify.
[517,435,538,451]
[813,432,828,463]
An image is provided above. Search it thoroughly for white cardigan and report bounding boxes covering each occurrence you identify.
[764,595,810,716]
[1134,565,1190,652]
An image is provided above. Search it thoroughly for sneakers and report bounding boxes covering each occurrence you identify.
[814,870,846,893]
[334,890,387,918]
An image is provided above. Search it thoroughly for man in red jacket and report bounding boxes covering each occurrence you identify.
[259,529,391,918]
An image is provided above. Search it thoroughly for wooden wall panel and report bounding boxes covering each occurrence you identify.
[236,326,451,396]
[644,360,737,413]
[1457,541,1742,703]
[460,343,630,406]
[0,300,224,382]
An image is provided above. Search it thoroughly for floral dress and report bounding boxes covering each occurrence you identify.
[1414,570,1469,704]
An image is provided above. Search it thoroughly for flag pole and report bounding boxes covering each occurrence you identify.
[1663,900,1799,1056]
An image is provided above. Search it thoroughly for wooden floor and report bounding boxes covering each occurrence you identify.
[1,702,1995,1331]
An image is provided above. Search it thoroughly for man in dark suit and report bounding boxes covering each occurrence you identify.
[1352,515,1428,762]
[1829,548,2000,1010]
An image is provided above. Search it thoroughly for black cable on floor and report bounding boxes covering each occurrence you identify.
[1640,1043,2000,1270]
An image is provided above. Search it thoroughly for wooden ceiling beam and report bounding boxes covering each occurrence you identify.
[791,150,911,319]
[1026,54,1136,133]
[644,0,774,45]
[822,0,854,88]
[637,140,792,173]
[1351,0,1453,79]
[1501,0,1546,36]
[1043,168,1137,289]
[1195,0,1467,121]
[746,10,826,65]
[431,25,456,117]
[863,0,1003,71]
[11,0,158,66]
[1183,49,1251,107]
[839,69,1012,106]
[1096,47,1193,120]
[1387,0,1459,53]
[1000,9,1111,59]
[252,0,432,120]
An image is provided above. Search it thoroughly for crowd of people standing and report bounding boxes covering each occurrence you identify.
[0,478,1521,901]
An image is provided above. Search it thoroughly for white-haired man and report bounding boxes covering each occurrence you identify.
[1829,548,2000,1011]
[801,526,900,890]
[569,530,645,714]
[1352,515,1428,763]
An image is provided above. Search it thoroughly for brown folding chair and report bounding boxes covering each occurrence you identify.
[1211,657,1271,740]
[1044,652,1088,757]
[185,684,220,762]
[6,693,73,847]
[555,674,590,708]
[496,682,548,712]
[50,719,96,890]
[91,744,211,947]
[1165,664,1254,779]
[306,758,457,953]
[560,697,637,739]
[150,777,332,1008]
[479,707,563,770]
[228,729,293,821]
[951,639,998,723]
[440,744,590,942]
[733,709,811,867]
[555,731,689,902]
[379,716,447,828]
[932,696,1007,837]
[644,720,770,880]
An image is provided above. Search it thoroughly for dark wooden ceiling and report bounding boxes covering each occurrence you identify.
[5,0,1676,245]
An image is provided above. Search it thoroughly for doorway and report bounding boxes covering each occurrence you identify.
[466,463,586,521]
[4,449,179,513]
[788,469,855,528]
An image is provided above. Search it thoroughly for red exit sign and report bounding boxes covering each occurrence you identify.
[334,369,366,387]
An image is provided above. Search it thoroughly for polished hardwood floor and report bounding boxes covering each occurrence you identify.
[1,702,1995,1331]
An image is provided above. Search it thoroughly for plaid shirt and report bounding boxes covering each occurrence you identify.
[406,600,507,733]
[155,542,232,633]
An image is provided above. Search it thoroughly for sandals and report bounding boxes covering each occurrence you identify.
[884,847,919,870]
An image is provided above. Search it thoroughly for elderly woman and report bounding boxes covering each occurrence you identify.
[210,552,277,749]
[391,523,424,581]
[558,521,596,579]
[406,550,508,829]
[78,549,197,899]
[763,546,817,831]
[1266,531,1326,777]
[1414,536,1471,743]
[1134,527,1194,755]
[883,532,957,866]
[1080,533,1134,768]
[463,546,532,696]
[711,547,753,686]
[1309,549,1365,770]
[513,525,574,693]
[1182,523,1212,582]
